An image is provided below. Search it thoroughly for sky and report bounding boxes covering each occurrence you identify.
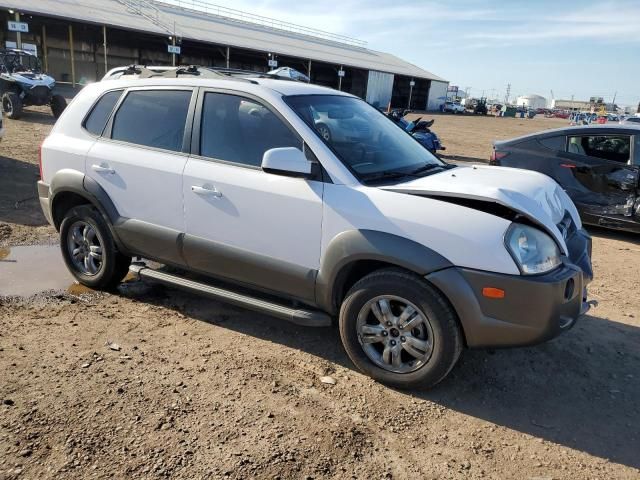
[197,0,639,107]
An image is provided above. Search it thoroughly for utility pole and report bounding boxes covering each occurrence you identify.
[504,83,511,104]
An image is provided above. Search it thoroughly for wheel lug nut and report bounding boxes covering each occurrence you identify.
[390,340,396,346]
[386,322,392,327]
[400,336,406,342]
[382,331,388,336]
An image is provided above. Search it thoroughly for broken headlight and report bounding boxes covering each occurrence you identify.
[505,223,561,275]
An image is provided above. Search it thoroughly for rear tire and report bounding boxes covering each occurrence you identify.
[59,205,131,289]
[50,94,67,119]
[2,92,22,119]
[339,268,463,389]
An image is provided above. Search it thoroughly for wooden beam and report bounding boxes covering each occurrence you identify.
[42,24,48,72]
[68,24,75,87]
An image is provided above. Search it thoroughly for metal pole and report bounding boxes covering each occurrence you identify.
[42,24,48,72]
[68,24,76,87]
[102,25,108,75]
[307,59,311,81]
[226,46,230,68]
[338,65,342,91]
[15,12,22,49]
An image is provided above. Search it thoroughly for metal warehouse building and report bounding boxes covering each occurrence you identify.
[0,0,448,110]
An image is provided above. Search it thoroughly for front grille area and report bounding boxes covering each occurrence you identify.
[559,212,593,283]
[28,86,51,105]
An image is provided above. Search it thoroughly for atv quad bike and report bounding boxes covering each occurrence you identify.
[0,49,66,120]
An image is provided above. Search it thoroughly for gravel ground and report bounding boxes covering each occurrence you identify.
[1,107,639,479]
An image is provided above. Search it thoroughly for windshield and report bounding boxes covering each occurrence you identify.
[284,95,445,183]
[1,52,42,73]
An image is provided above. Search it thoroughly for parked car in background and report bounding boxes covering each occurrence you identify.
[37,67,593,389]
[620,116,640,126]
[491,125,640,233]
[441,101,465,114]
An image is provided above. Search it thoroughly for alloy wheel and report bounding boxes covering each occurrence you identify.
[356,295,434,373]
[66,220,104,276]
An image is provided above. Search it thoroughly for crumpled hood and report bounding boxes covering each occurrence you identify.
[380,164,581,254]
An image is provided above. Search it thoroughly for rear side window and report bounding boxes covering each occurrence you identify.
[84,90,122,136]
[111,90,192,152]
[538,135,565,151]
[199,92,301,166]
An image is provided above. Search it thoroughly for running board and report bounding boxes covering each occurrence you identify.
[129,264,332,327]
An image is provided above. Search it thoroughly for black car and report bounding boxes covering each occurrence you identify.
[490,125,640,233]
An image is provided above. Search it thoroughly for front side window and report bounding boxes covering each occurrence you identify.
[285,95,446,183]
[567,135,630,163]
[84,90,122,136]
[200,92,301,167]
[111,90,192,152]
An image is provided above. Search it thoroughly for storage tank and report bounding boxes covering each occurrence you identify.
[515,94,547,110]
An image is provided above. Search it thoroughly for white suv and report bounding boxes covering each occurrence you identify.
[38,68,593,388]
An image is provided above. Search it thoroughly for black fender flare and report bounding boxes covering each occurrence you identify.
[49,169,128,253]
[315,229,452,314]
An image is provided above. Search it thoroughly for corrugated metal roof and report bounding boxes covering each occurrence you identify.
[3,0,446,82]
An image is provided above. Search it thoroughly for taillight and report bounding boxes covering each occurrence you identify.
[489,149,509,165]
[39,143,44,179]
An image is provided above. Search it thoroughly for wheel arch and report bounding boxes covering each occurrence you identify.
[49,170,128,253]
[315,229,453,314]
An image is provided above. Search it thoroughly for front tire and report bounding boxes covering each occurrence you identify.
[339,268,463,389]
[59,205,131,289]
[50,94,67,119]
[2,92,23,119]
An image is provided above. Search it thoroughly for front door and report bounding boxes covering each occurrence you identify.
[559,132,639,225]
[182,91,323,302]
[85,87,195,264]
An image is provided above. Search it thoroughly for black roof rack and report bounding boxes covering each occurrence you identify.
[117,64,305,84]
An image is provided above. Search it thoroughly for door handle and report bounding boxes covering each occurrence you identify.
[91,163,115,174]
[191,185,222,198]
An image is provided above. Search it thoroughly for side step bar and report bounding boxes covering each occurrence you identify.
[129,264,332,327]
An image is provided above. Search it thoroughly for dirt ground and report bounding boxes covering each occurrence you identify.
[1,107,639,479]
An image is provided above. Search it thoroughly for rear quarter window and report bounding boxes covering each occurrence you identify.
[84,90,123,136]
[538,135,565,151]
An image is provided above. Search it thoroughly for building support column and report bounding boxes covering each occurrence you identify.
[42,24,48,72]
[68,24,76,87]
[102,25,108,75]
[307,59,311,81]
[226,46,230,68]
[408,78,414,110]
[15,12,22,49]
[338,65,343,91]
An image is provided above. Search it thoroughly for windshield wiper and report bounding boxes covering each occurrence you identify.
[361,170,420,183]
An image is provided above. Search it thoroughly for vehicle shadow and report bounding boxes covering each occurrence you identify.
[122,282,640,469]
[0,156,48,226]
[441,154,488,164]
[586,225,640,246]
[14,109,56,125]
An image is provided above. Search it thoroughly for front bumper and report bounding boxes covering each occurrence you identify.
[426,229,593,348]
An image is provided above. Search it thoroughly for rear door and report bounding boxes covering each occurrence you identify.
[559,132,639,220]
[85,87,196,264]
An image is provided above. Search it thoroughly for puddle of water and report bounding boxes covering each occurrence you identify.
[0,245,76,297]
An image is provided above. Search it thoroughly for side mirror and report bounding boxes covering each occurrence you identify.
[262,147,312,177]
